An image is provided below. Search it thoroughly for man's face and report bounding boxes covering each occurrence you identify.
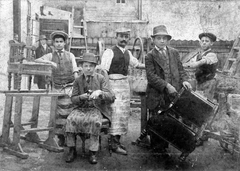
[200,37,213,51]
[116,33,130,48]
[53,37,65,50]
[40,39,46,45]
[153,35,169,49]
[82,62,96,76]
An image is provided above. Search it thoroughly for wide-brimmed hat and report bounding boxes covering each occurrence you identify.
[115,27,131,34]
[81,53,98,64]
[50,31,68,41]
[38,35,47,41]
[199,32,217,42]
[151,25,172,40]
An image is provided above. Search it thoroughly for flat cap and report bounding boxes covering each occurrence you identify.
[199,32,217,42]
[50,31,69,41]
[115,27,131,34]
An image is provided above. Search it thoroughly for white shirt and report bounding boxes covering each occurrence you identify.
[189,49,218,65]
[101,45,141,72]
[37,49,79,73]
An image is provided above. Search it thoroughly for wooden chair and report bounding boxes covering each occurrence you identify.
[7,41,52,91]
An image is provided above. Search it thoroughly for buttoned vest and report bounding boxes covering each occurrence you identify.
[108,46,130,76]
[51,51,74,86]
[195,50,218,84]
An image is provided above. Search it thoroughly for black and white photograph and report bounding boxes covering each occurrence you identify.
[0,0,240,170]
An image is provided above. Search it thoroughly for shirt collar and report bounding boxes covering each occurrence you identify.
[155,45,167,52]
[83,72,95,78]
[200,48,211,55]
[55,49,65,53]
[116,45,126,53]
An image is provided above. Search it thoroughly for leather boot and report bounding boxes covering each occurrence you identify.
[111,135,127,155]
[65,147,77,163]
[89,151,98,164]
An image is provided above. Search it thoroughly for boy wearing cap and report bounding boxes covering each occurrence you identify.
[65,53,114,164]
[100,27,145,155]
[35,31,79,146]
[145,25,191,156]
[34,35,52,89]
[183,32,218,100]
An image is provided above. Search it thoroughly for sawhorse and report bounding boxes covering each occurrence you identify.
[0,91,65,159]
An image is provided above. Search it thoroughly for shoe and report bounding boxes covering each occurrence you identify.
[65,147,77,163]
[112,146,127,155]
[89,151,98,164]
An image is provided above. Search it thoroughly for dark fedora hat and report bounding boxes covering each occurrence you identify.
[38,35,47,41]
[50,31,69,41]
[199,32,217,42]
[151,25,172,40]
[81,53,98,64]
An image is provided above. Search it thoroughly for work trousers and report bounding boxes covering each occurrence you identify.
[66,133,99,152]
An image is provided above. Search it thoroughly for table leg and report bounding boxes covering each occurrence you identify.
[140,95,147,132]
[39,96,63,152]
[0,96,13,147]
[4,96,29,159]
[24,96,41,143]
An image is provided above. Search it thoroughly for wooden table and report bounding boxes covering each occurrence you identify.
[0,91,65,159]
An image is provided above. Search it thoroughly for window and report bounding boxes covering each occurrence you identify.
[116,0,125,3]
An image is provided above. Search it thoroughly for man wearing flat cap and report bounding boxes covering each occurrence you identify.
[34,35,53,89]
[65,53,115,164]
[35,31,79,146]
[100,27,145,155]
[183,32,218,100]
[145,25,191,156]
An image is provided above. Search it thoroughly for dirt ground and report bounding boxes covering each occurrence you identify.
[0,96,240,171]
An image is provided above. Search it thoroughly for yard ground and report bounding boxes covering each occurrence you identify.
[0,96,240,171]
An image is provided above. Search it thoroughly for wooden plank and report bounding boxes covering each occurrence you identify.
[1,96,13,145]
[48,96,58,140]
[0,92,65,96]
[31,96,40,128]
[12,96,23,147]
[21,127,54,133]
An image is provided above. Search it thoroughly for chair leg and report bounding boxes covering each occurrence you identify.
[108,135,112,156]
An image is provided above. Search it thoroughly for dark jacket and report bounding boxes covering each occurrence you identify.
[34,44,52,84]
[35,44,52,59]
[145,46,188,110]
[71,73,115,122]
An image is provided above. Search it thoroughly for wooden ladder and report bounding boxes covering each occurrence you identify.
[69,6,88,64]
[222,32,240,76]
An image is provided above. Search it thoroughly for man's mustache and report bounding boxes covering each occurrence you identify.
[120,40,127,44]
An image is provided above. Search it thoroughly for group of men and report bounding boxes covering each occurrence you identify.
[33,24,218,164]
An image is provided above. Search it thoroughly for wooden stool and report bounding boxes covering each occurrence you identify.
[0,91,65,159]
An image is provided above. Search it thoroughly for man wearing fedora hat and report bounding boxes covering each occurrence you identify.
[145,25,192,156]
[34,35,53,89]
[35,31,79,146]
[65,53,115,164]
[182,32,218,100]
[101,27,145,155]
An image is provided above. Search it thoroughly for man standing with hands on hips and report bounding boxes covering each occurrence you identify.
[101,28,145,155]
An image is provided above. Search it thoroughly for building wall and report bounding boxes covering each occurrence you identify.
[50,0,239,41]
[142,0,240,40]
